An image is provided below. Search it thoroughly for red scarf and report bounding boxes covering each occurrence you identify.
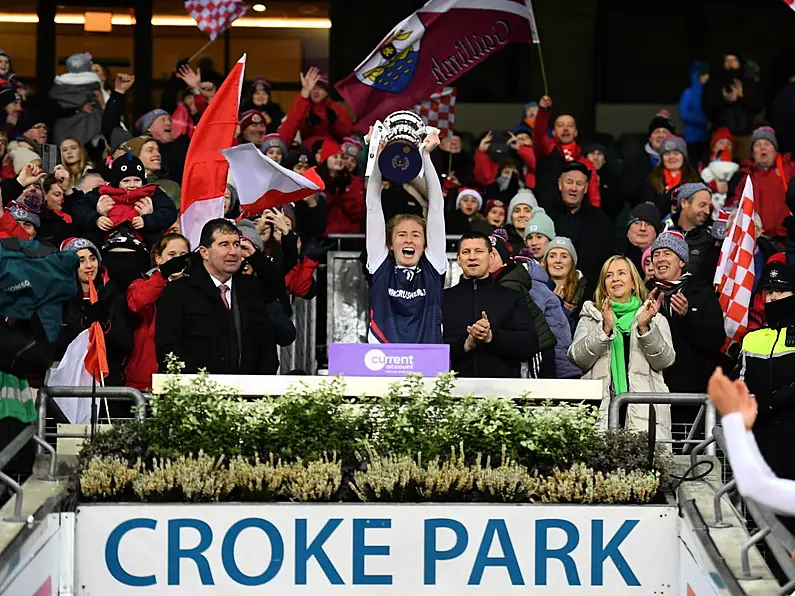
[98,185,158,228]
[710,148,733,163]
[556,141,581,162]
[775,154,790,192]
[53,209,72,224]
[663,169,682,192]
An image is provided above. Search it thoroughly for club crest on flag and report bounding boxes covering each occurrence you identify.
[358,15,424,93]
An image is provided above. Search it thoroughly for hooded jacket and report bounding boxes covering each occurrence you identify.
[493,262,556,351]
[442,274,538,378]
[49,73,102,146]
[525,260,580,378]
[278,94,353,149]
[701,54,764,136]
[124,269,168,391]
[568,300,674,439]
[679,62,709,145]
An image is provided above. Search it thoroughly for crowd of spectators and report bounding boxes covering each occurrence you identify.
[1,48,795,462]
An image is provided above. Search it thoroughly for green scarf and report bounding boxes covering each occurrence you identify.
[608,295,642,396]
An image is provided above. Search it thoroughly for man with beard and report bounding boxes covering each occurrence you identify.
[662,183,720,286]
[702,53,763,161]
[650,230,725,405]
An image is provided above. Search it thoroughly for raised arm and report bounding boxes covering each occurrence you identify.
[365,153,388,274]
[422,133,447,275]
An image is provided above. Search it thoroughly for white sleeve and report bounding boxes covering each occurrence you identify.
[365,163,388,274]
[422,152,447,275]
[722,413,795,516]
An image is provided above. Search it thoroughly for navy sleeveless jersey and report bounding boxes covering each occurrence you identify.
[368,253,444,344]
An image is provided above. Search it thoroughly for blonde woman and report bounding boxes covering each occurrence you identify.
[568,255,674,440]
[59,137,93,188]
[542,237,586,325]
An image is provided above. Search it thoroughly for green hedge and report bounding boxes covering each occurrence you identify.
[78,358,667,504]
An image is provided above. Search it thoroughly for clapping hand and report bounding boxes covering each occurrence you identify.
[670,290,689,317]
[601,299,614,335]
[708,368,758,431]
[636,289,663,334]
[467,311,493,343]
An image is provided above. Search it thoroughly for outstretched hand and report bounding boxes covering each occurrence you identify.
[707,368,758,431]
[422,130,440,155]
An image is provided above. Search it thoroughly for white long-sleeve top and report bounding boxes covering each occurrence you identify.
[722,413,795,516]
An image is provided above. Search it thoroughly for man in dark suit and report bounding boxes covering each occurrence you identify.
[155,218,278,374]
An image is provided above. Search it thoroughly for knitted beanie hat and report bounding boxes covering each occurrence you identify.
[7,191,41,229]
[456,187,483,211]
[647,110,676,136]
[544,236,578,266]
[507,189,538,225]
[658,135,688,158]
[750,126,778,151]
[651,230,689,266]
[137,109,169,135]
[261,133,287,156]
[672,182,711,206]
[490,229,513,264]
[627,202,662,233]
[523,207,556,240]
[239,109,265,132]
[60,237,102,264]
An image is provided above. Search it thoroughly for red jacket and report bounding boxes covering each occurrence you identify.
[285,257,319,298]
[532,108,601,208]
[729,155,795,238]
[323,175,365,235]
[0,210,29,240]
[474,145,536,189]
[278,95,353,150]
[124,271,167,391]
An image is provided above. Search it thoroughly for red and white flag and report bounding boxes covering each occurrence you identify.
[48,274,109,423]
[180,54,246,249]
[336,0,539,128]
[783,0,795,11]
[222,143,325,216]
[414,86,456,140]
[185,0,249,40]
[713,176,757,349]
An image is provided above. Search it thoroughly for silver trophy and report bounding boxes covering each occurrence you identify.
[366,111,437,183]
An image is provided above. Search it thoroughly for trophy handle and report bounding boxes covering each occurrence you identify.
[365,121,386,177]
[419,125,440,154]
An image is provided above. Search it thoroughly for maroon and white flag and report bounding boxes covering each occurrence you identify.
[336,0,539,128]
[185,0,249,40]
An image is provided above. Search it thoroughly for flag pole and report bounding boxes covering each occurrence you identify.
[188,38,216,64]
[536,44,549,97]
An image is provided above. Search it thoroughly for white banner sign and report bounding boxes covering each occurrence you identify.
[75,504,678,594]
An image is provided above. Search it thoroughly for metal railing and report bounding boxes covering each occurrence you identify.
[36,386,147,442]
[608,392,716,454]
[0,425,58,522]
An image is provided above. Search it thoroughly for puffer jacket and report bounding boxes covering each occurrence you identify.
[568,300,675,439]
[494,262,556,351]
[526,261,579,378]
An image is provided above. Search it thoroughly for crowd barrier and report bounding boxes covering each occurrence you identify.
[0,425,56,521]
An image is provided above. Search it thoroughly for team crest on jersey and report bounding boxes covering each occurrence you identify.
[357,14,424,94]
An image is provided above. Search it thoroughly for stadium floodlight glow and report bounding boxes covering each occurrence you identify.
[0,13,330,29]
[252,4,267,12]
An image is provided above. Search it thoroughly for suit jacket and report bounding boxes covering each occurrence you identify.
[155,260,278,375]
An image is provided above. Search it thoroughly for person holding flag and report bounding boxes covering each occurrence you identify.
[53,238,132,393]
[365,128,447,344]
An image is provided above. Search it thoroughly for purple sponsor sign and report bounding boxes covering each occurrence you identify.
[328,343,450,377]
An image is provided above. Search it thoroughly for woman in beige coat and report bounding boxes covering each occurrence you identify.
[568,255,675,440]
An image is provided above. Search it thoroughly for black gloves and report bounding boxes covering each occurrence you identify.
[159,254,191,279]
[83,300,110,325]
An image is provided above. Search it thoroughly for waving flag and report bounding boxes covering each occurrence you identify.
[336,0,539,128]
[713,177,757,349]
[185,0,249,40]
[783,0,795,11]
[222,143,325,216]
[414,86,456,140]
[180,54,246,249]
[48,274,109,423]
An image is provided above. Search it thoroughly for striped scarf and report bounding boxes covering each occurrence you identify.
[654,272,691,317]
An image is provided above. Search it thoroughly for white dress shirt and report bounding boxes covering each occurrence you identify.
[209,275,233,309]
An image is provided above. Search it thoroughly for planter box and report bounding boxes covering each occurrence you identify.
[75,503,678,594]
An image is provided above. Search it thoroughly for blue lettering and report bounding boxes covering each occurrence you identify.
[295,518,344,585]
[353,519,392,585]
[221,518,284,586]
[168,519,213,586]
[106,518,157,587]
[591,520,640,586]
[468,519,524,585]
[535,519,581,586]
[424,518,468,585]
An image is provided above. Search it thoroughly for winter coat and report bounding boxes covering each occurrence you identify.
[568,300,674,439]
[660,219,721,286]
[546,198,613,301]
[731,155,795,238]
[501,224,525,255]
[701,68,764,137]
[494,262,556,351]
[532,108,601,209]
[124,270,167,391]
[596,168,623,222]
[620,150,657,206]
[155,257,279,375]
[526,261,579,378]
[442,275,539,378]
[277,95,353,149]
[658,279,725,394]
[53,273,133,387]
[49,72,102,146]
[474,145,536,189]
[323,174,365,236]
[679,62,709,145]
[72,185,178,248]
[445,210,487,236]
[148,172,181,209]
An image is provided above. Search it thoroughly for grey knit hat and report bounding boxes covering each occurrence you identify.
[507,189,538,226]
[750,126,778,151]
[658,135,688,159]
[672,182,711,206]
[651,231,689,266]
[137,108,169,135]
[523,207,556,240]
[7,197,40,229]
[65,52,92,74]
[60,237,102,264]
[543,236,578,266]
[236,219,263,252]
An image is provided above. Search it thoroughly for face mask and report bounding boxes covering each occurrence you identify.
[497,175,511,190]
[764,294,795,328]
